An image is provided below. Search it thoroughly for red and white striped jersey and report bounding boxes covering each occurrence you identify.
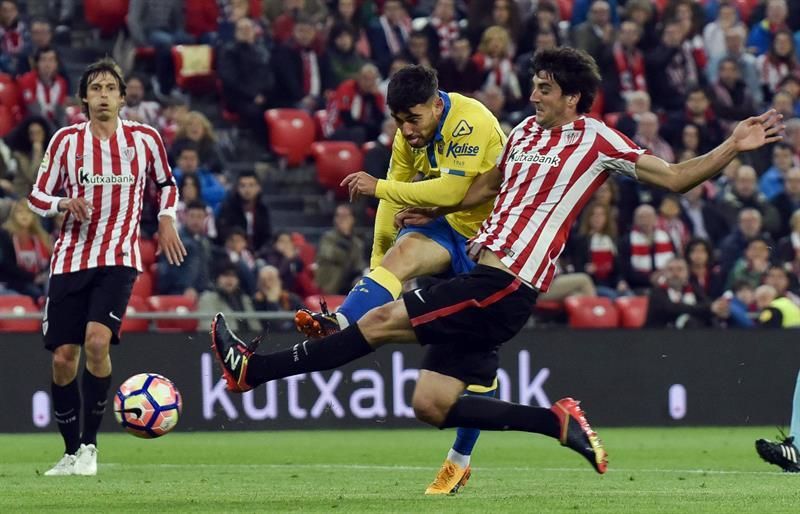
[470,115,646,291]
[28,118,179,276]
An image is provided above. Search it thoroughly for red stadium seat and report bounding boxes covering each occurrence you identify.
[564,296,619,328]
[171,45,217,93]
[139,238,157,268]
[615,295,649,328]
[147,295,198,332]
[310,141,364,198]
[0,105,13,137]
[313,109,329,140]
[0,295,40,332]
[304,294,346,312]
[84,0,129,36]
[131,270,154,298]
[0,74,19,109]
[121,295,150,333]
[264,109,316,166]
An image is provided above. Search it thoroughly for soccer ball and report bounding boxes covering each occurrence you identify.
[114,373,182,438]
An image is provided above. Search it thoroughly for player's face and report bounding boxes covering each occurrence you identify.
[530,72,576,129]
[84,72,124,122]
[391,97,444,148]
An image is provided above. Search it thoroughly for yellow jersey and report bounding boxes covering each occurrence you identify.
[370,92,506,267]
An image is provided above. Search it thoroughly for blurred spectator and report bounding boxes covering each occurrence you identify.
[175,174,217,239]
[217,226,258,295]
[5,115,51,198]
[487,0,521,47]
[0,0,29,76]
[571,0,620,27]
[773,169,800,240]
[787,118,800,160]
[271,14,334,110]
[600,20,645,114]
[778,76,800,117]
[252,264,305,331]
[747,0,790,56]
[619,204,677,292]
[478,84,512,130]
[765,264,800,306]
[217,0,257,45]
[756,29,799,103]
[656,195,691,255]
[707,25,763,108]
[776,210,800,270]
[438,36,483,96]
[677,123,701,160]
[516,29,558,101]
[724,280,757,328]
[119,74,162,127]
[185,0,219,43]
[363,117,396,181]
[472,26,522,108]
[326,22,367,87]
[718,207,771,278]
[405,29,436,68]
[634,112,674,163]
[711,57,758,133]
[0,137,16,199]
[614,90,650,138]
[324,63,384,144]
[645,257,729,328]
[170,111,225,174]
[717,165,782,237]
[760,142,796,200]
[702,2,743,61]
[646,19,704,113]
[20,18,67,80]
[262,230,304,293]
[324,0,370,58]
[755,284,800,327]
[127,0,193,97]
[588,178,620,232]
[571,0,615,64]
[367,0,411,76]
[517,1,562,57]
[158,95,190,148]
[269,0,328,44]
[171,143,225,211]
[418,0,459,59]
[623,0,658,51]
[17,47,66,126]
[218,17,274,142]
[0,199,50,298]
[679,184,730,246]
[157,200,214,300]
[662,87,724,154]
[378,55,410,99]
[24,1,72,40]
[217,170,272,255]
[197,262,261,333]
[771,90,797,120]
[315,203,366,295]
[726,236,771,289]
[568,200,629,298]
[685,237,725,299]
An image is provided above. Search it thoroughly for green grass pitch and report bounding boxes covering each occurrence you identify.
[2,427,800,513]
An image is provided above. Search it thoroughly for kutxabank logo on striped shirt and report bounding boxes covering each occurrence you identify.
[78,167,135,186]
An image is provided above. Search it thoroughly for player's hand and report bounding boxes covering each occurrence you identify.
[58,197,92,222]
[394,207,437,228]
[731,109,784,152]
[340,171,378,202]
[157,216,187,266]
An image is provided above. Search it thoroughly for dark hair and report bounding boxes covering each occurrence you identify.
[177,141,200,157]
[774,141,794,153]
[225,226,247,240]
[237,169,259,182]
[330,22,358,43]
[387,64,438,113]
[6,114,53,154]
[686,85,708,98]
[530,48,601,114]
[78,57,127,117]
[685,237,713,266]
[179,173,203,198]
[185,199,207,211]
[731,279,753,292]
[718,56,740,70]
[33,46,57,64]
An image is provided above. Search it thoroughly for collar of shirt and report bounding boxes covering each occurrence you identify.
[426,90,451,168]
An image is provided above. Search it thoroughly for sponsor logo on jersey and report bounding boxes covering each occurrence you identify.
[452,119,474,137]
[446,141,480,158]
[78,167,135,186]
[39,151,50,171]
[506,149,561,167]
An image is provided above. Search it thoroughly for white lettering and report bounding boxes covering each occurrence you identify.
[310,371,345,418]
[518,350,551,407]
[496,368,511,402]
[286,374,308,419]
[242,381,278,420]
[350,369,387,418]
[392,352,418,418]
[507,149,561,167]
[201,353,238,420]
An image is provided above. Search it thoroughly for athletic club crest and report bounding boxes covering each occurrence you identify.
[564,131,580,146]
[122,148,136,161]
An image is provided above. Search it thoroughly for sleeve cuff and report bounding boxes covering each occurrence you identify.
[158,208,177,220]
[375,179,388,200]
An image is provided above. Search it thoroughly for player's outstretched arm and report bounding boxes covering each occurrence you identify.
[341,170,476,207]
[635,109,784,193]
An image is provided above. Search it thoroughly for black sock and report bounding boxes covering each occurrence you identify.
[80,369,111,447]
[441,395,560,439]
[245,324,373,387]
[51,380,81,455]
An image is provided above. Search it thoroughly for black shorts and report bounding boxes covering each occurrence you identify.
[402,264,538,387]
[43,266,138,351]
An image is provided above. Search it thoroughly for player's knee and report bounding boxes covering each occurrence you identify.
[52,348,79,378]
[412,395,448,427]
[84,329,110,360]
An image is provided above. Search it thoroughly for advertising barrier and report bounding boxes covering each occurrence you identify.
[2,329,798,432]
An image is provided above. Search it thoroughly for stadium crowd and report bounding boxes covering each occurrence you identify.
[0,0,799,329]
